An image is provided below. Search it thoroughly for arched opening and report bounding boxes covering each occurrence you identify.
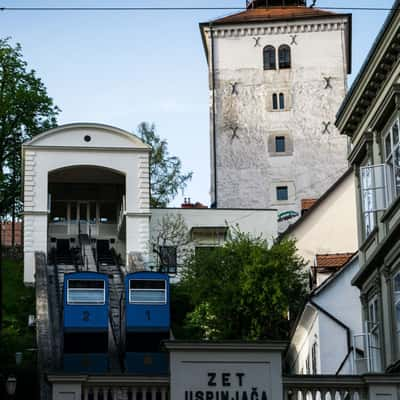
[48,165,126,267]
[279,45,291,69]
[263,45,276,70]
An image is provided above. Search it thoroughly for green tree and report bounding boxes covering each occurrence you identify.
[137,122,193,208]
[0,37,59,329]
[179,233,308,340]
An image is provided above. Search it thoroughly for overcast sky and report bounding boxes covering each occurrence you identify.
[0,0,395,206]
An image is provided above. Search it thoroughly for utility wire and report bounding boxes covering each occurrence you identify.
[0,6,397,11]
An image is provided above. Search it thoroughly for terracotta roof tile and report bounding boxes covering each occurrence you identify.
[210,7,338,25]
[316,253,354,269]
[301,198,318,211]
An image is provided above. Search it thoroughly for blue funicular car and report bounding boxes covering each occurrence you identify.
[63,272,109,373]
[124,271,170,375]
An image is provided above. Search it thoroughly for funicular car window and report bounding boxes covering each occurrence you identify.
[129,279,166,303]
[67,280,105,304]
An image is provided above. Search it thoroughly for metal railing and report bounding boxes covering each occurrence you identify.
[82,381,169,400]
[117,195,126,235]
[283,375,367,400]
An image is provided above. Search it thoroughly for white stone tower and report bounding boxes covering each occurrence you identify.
[200,0,351,223]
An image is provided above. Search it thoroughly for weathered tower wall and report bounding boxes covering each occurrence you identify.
[203,14,351,219]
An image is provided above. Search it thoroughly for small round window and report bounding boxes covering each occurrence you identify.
[84,135,91,142]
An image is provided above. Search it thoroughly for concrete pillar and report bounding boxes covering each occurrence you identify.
[52,383,82,400]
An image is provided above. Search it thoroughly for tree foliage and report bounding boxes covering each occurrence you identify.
[137,122,192,208]
[178,233,308,340]
[0,37,59,330]
[0,37,59,216]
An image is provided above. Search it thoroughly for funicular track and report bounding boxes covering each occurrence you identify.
[46,252,126,373]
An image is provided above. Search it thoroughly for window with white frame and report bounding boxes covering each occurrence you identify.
[305,355,310,374]
[384,118,400,204]
[360,163,387,237]
[393,272,400,355]
[367,296,382,372]
[276,186,289,201]
[311,341,318,374]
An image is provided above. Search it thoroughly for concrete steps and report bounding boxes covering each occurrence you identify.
[99,264,125,372]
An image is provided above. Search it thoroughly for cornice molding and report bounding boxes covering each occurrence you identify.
[164,340,288,352]
[47,374,169,385]
[203,19,347,39]
[23,211,49,216]
[23,145,150,153]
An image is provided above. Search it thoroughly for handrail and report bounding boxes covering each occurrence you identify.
[52,248,62,318]
[78,220,89,271]
[118,290,125,372]
[80,382,169,400]
[117,195,126,234]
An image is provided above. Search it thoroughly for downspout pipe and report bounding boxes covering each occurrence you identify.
[210,22,217,208]
[309,299,353,374]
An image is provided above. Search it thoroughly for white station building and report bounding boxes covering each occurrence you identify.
[22,123,278,284]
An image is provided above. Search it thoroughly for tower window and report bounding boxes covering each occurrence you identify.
[272,93,285,110]
[268,133,293,156]
[275,136,286,153]
[276,186,288,201]
[272,93,278,110]
[279,93,285,110]
[263,46,276,70]
[279,45,291,69]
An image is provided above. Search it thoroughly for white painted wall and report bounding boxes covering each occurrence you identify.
[150,208,278,281]
[288,256,362,375]
[287,171,358,267]
[203,15,350,219]
[316,257,363,346]
[23,124,150,284]
[151,208,278,245]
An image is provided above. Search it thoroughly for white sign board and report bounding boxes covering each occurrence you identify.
[180,361,271,400]
[166,342,286,400]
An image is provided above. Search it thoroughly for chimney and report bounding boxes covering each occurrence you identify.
[181,199,208,209]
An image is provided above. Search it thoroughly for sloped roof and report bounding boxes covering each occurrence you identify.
[282,168,353,237]
[301,198,318,211]
[316,253,355,269]
[312,253,358,295]
[210,6,339,25]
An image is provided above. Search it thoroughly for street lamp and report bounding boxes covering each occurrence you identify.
[6,375,17,397]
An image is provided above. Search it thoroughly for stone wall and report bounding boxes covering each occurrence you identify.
[205,17,350,218]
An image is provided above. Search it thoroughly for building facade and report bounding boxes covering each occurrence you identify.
[200,0,351,221]
[335,0,400,373]
[284,168,358,286]
[22,123,152,284]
